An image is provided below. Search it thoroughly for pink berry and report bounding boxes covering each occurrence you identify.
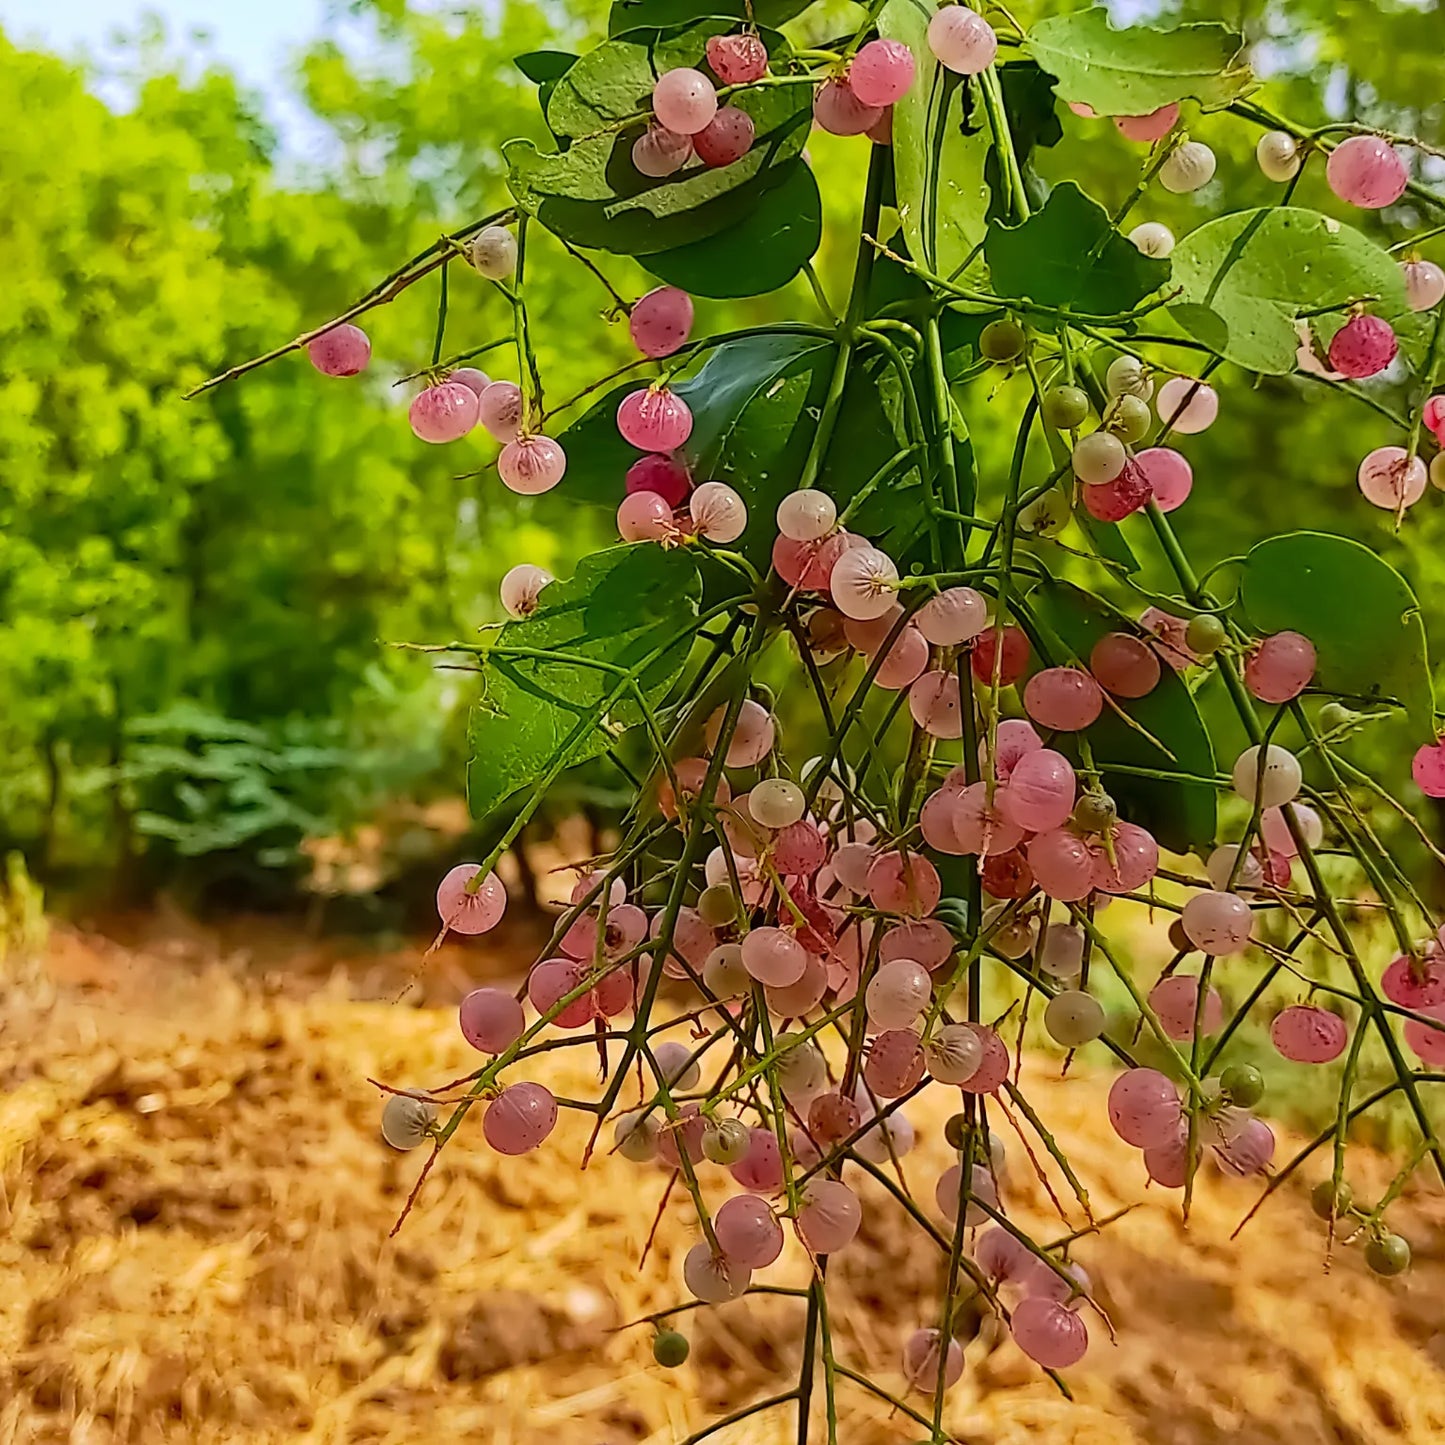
[730,1126,784,1192]
[866,107,894,146]
[1114,104,1179,143]
[1028,829,1096,902]
[1328,314,1398,378]
[902,1328,964,1394]
[871,627,930,690]
[618,387,693,451]
[307,323,371,377]
[908,670,964,738]
[498,435,566,494]
[629,286,694,358]
[690,480,748,543]
[1244,631,1316,704]
[1143,1133,1189,1187]
[684,1242,749,1303]
[694,105,755,167]
[1135,447,1193,512]
[626,452,691,506]
[1141,607,1200,671]
[459,987,525,1053]
[864,1028,926,1096]
[958,1024,1009,1094]
[808,1090,863,1144]
[917,586,988,645]
[436,864,507,934]
[813,77,882,136]
[998,748,1077,833]
[1412,740,1445,798]
[1090,632,1161,699]
[1023,668,1104,732]
[483,1081,558,1154]
[866,958,933,1029]
[848,39,915,108]
[448,366,490,396]
[715,1194,784,1267]
[632,124,693,177]
[795,1179,862,1254]
[1092,822,1159,894]
[1358,446,1427,510]
[1404,259,1445,313]
[741,926,807,987]
[972,625,1030,685]
[1149,975,1223,1040]
[1326,135,1408,209]
[653,67,718,135]
[830,545,899,620]
[866,849,941,916]
[617,490,675,542]
[1107,1067,1181,1148]
[528,957,594,1029]
[1011,1296,1088,1369]
[1214,1117,1275,1177]
[1404,1005,1445,1066]
[927,4,997,74]
[1424,394,1445,438]
[1156,376,1219,434]
[500,562,552,618]
[1383,951,1445,1008]
[1081,457,1152,521]
[989,718,1044,780]
[880,919,954,970]
[478,380,523,441]
[1271,1004,1348,1063]
[1181,890,1253,955]
[409,381,480,443]
[705,32,768,86]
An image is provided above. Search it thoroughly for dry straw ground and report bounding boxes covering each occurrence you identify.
[1,916,1443,1445]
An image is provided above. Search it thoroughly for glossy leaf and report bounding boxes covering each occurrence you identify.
[1026,578,1217,850]
[607,0,813,37]
[467,545,701,820]
[985,182,1170,317]
[1238,531,1434,731]
[1169,207,1424,375]
[1026,9,1252,116]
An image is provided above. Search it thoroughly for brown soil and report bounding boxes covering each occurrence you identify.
[2,919,1443,1445]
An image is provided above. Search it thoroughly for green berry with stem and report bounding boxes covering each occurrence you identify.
[1108,394,1152,443]
[653,1328,691,1366]
[944,1112,970,1151]
[1220,1062,1264,1108]
[1318,701,1355,732]
[1072,791,1117,833]
[981,318,1026,362]
[1042,384,1089,430]
[1310,1179,1353,1220]
[698,883,737,927]
[1365,1232,1411,1276]
[1185,614,1227,655]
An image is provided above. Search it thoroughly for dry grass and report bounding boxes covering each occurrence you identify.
[0,921,1443,1445]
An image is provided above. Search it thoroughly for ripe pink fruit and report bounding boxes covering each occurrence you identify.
[865,958,933,1029]
[1156,376,1219,434]
[1023,668,1104,731]
[1092,822,1159,893]
[902,1327,965,1394]
[947,780,1026,856]
[870,627,930,690]
[1382,952,1445,1008]
[483,1081,558,1154]
[1107,1067,1181,1148]
[436,864,507,934]
[741,926,807,987]
[908,670,964,738]
[715,1194,784,1267]
[1181,890,1253,955]
[684,1242,750,1302]
[847,39,915,107]
[864,1027,926,1096]
[1404,1006,1445,1066]
[653,67,718,134]
[796,1179,862,1254]
[625,452,691,506]
[917,586,988,645]
[1425,394,1445,439]
[1271,1005,1348,1063]
[1326,135,1408,209]
[1090,632,1161,699]
[629,286,694,358]
[1404,259,1445,313]
[958,1025,1009,1093]
[989,718,1043,780]
[693,105,755,167]
[1214,1117,1275,1177]
[1134,446,1193,512]
[1149,975,1223,1040]
[705,32,768,86]
[1141,607,1200,671]
[730,1126,784,1192]
[307,323,371,376]
[478,380,523,441]
[1328,314,1398,378]
[998,748,1076,833]
[1029,828,1096,901]
[866,849,941,916]
[1012,1296,1089,1369]
[528,957,594,1029]
[927,4,997,74]
[448,366,490,396]
[690,480,748,543]
[617,490,674,542]
[1144,1133,1188,1187]
[1244,631,1316,704]
[632,124,693,177]
[1114,104,1179,143]
[1412,740,1445,798]
[459,987,525,1053]
[498,435,567,494]
[880,919,954,970]
[410,381,480,443]
[1358,446,1427,510]
[1081,457,1152,521]
[972,625,1030,685]
[617,387,693,451]
[500,562,552,618]
[814,77,882,136]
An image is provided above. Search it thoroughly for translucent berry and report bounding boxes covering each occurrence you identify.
[653,1329,690,1367]
[1358,446,1426,510]
[500,562,553,619]
[866,958,933,1029]
[848,39,915,107]
[1129,221,1175,258]
[1090,632,1161,699]
[1045,990,1106,1047]
[307,323,371,376]
[618,490,674,542]
[867,849,941,917]
[459,988,525,1053]
[633,124,693,177]
[705,32,768,85]
[1181,891,1253,955]
[796,1179,862,1254]
[618,387,693,451]
[684,1242,750,1302]
[653,67,718,134]
[1012,1296,1089,1369]
[483,1081,558,1154]
[1115,104,1179,143]
[925,1024,984,1084]
[813,78,882,136]
[1328,314,1398,378]
[1029,829,1096,902]
[1244,631,1316,704]
[1271,1004,1348,1063]
[1156,376,1218,434]
[1135,447,1192,512]
[1232,744,1302,807]
[1206,843,1264,893]
[448,367,490,396]
[1023,668,1103,732]
[902,1328,964,1394]
[1326,135,1407,209]
[999,748,1076,833]
[1403,259,1445,313]
[1412,740,1445,797]
[935,1161,997,1224]
[1149,975,1223,1040]
[691,480,748,543]
[694,106,755,167]
[498,435,567,494]
[927,5,997,74]
[478,380,523,441]
[1072,430,1127,485]
[381,1091,437,1150]
[715,1194,784,1267]
[437,864,507,934]
[701,1117,752,1166]
[1256,130,1301,182]
[917,586,987,645]
[705,697,775,767]
[410,381,480,443]
[971,625,1030,685]
[1107,1067,1181,1148]
[1093,821,1159,893]
[468,225,518,279]
[907,670,962,737]
[1040,923,1085,978]
[777,488,837,542]
[630,286,694,358]
[830,545,899,620]
[1160,140,1216,193]
[1215,1117,1275,1177]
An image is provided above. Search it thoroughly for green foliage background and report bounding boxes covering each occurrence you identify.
[0,0,1440,901]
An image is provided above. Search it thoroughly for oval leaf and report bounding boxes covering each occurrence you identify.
[1238,531,1434,731]
[607,0,813,37]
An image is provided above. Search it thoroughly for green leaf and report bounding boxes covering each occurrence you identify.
[1027,579,1217,850]
[1169,207,1425,375]
[515,51,580,85]
[507,24,809,258]
[641,160,821,297]
[466,545,701,820]
[984,181,1170,318]
[1237,531,1434,731]
[607,0,813,37]
[1026,9,1253,116]
[988,61,1063,222]
[879,0,993,288]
